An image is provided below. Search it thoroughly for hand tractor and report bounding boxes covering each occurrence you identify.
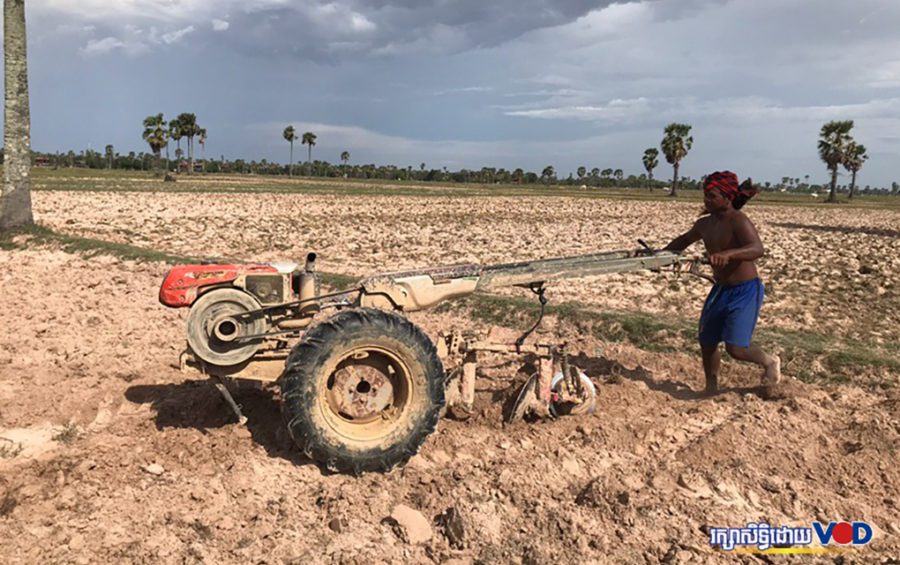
[159,246,705,474]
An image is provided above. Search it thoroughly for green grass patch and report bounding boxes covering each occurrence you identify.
[319,272,359,288]
[0,224,197,263]
[825,349,900,373]
[449,293,693,354]
[52,423,81,445]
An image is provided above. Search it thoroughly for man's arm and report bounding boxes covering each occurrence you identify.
[663,220,703,253]
[709,214,764,266]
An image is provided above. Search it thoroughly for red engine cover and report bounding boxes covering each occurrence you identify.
[159,263,279,307]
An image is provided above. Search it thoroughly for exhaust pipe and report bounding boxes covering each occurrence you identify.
[299,252,319,314]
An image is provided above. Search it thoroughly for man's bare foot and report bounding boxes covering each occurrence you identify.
[762,355,781,386]
[704,375,718,396]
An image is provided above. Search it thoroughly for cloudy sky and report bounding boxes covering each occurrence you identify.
[17,0,900,185]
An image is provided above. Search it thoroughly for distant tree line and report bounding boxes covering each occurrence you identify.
[12,119,896,197]
[18,146,899,196]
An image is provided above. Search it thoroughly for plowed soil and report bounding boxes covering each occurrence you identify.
[1,187,898,563]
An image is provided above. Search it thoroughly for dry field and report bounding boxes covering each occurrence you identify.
[35,186,900,350]
[1,175,898,563]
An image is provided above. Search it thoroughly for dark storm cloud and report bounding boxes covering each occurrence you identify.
[32,0,742,62]
[203,0,621,60]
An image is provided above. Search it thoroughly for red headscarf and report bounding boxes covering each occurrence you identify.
[704,171,757,208]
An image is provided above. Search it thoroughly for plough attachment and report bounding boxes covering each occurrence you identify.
[437,330,596,423]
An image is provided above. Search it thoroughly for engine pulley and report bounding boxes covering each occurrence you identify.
[186,289,270,366]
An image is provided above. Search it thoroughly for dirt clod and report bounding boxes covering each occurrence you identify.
[438,506,467,549]
[387,504,432,544]
[141,463,165,476]
[328,517,347,533]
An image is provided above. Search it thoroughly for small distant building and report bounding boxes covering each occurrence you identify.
[178,160,205,173]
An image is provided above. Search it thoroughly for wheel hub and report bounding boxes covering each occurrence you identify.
[212,316,240,342]
[330,363,395,421]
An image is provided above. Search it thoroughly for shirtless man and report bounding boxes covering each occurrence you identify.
[664,171,781,395]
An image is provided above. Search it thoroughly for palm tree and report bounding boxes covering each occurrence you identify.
[105,144,114,170]
[660,123,692,197]
[176,113,201,174]
[576,166,587,181]
[1,0,33,229]
[142,113,168,175]
[302,131,317,176]
[818,120,854,203]
[340,150,350,178]
[283,126,297,176]
[843,141,867,200]
[642,148,659,190]
[198,128,207,156]
[541,165,555,184]
[169,118,183,170]
[614,169,624,184]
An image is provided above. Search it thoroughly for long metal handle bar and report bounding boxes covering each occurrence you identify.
[475,250,683,290]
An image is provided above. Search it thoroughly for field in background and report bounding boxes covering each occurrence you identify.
[31,167,900,209]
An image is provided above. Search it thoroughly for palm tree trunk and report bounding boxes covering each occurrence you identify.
[307,145,312,177]
[1,0,33,230]
[289,142,293,177]
[827,167,838,203]
[648,171,653,191]
[669,163,679,197]
[188,138,194,175]
[848,170,857,199]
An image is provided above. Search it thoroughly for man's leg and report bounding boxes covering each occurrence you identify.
[701,342,721,394]
[724,343,781,384]
[722,280,781,385]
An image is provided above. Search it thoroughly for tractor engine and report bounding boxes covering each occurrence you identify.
[159,253,320,367]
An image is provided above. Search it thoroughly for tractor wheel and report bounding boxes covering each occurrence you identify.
[280,308,444,474]
[186,288,269,367]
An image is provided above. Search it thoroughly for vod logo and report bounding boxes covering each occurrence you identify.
[813,522,873,546]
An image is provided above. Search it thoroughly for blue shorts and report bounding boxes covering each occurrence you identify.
[698,278,764,348]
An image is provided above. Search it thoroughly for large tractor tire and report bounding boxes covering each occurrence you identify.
[280,308,445,474]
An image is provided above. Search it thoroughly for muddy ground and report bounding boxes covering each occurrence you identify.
[1,188,898,563]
